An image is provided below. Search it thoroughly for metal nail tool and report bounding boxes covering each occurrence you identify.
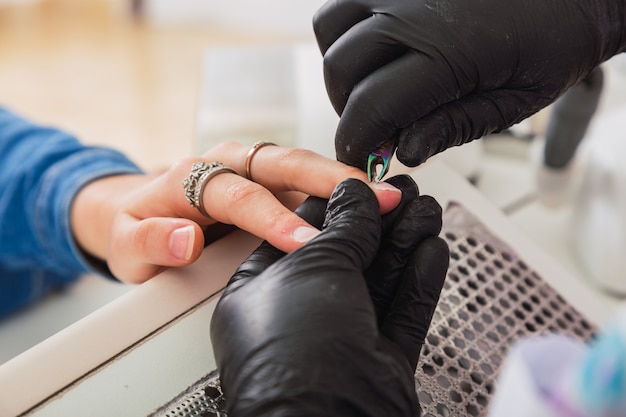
[367,137,399,182]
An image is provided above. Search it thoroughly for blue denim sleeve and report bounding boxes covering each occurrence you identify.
[0,107,144,318]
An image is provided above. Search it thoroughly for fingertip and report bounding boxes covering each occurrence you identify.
[292,225,322,244]
[396,121,447,167]
[159,219,204,265]
[370,181,403,214]
[109,218,205,284]
[169,225,199,262]
[417,236,450,277]
[258,216,323,254]
[413,195,444,236]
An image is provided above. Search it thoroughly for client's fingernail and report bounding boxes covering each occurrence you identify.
[169,225,195,260]
[292,226,321,243]
[371,181,401,193]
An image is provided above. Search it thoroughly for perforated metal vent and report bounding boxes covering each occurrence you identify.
[153,202,596,417]
[151,371,225,417]
[415,202,595,417]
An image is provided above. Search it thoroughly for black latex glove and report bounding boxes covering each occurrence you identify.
[313,0,626,169]
[210,176,449,416]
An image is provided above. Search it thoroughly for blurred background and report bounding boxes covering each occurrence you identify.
[1,0,626,364]
[0,0,324,171]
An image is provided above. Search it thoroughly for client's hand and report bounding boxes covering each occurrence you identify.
[71,142,402,283]
[211,175,449,416]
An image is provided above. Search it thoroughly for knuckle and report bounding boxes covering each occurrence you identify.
[322,52,343,85]
[349,82,379,112]
[277,147,315,166]
[312,12,323,37]
[170,157,199,172]
[219,178,294,238]
[274,148,317,188]
[262,209,293,234]
[419,194,443,214]
[169,157,201,180]
[276,148,366,193]
[221,179,266,209]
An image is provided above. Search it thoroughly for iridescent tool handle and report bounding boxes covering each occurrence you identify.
[367,137,398,182]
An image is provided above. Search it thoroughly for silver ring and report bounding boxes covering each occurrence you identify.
[245,141,277,181]
[182,161,236,217]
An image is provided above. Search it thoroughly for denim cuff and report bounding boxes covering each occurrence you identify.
[35,146,143,280]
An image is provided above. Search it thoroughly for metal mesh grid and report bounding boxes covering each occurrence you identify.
[150,371,225,417]
[153,202,596,417]
[415,202,595,416]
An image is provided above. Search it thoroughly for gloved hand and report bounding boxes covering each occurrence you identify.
[210,175,449,416]
[313,0,626,169]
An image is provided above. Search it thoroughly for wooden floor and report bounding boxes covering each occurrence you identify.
[0,0,277,170]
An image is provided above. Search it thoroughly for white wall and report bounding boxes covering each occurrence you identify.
[145,0,326,38]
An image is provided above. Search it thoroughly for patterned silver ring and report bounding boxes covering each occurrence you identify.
[182,161,236,217]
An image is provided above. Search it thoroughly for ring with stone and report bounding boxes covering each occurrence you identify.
[182,161,236,217]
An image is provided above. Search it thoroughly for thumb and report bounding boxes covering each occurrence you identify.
[396,89,551,166]
[109,216,205,283]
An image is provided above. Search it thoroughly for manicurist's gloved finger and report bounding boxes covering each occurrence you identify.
[395,89,552,166]
[381,236,449,370]
[364,176,443,320]
[363,175,419,319]
[358,175,447,372]
[315,12,408,116]
[332,50,480,169]
[312,0,375,54]
[293,195,328,229]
